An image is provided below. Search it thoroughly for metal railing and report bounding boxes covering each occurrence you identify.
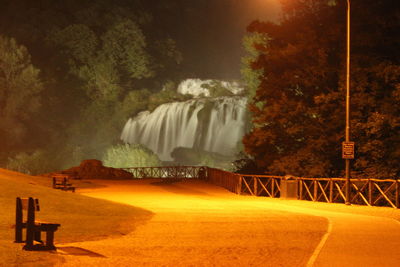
[122,166,206,179]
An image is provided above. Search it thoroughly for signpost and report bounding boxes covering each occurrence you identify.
[342,141,355,159]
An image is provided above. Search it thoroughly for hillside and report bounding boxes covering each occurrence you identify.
[0,168,153,266]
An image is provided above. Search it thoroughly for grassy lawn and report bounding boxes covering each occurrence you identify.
[0,169,153,266]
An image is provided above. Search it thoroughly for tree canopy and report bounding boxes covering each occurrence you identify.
[0,1,185,173]
[243,0,400,178]
[0,36,43,153]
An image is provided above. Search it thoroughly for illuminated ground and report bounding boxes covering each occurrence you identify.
[56,179,400,267]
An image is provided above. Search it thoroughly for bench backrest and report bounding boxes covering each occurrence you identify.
[53,176,69,187]
[19,197,40,212]
[53,174,73,181]
[15,197,39,243]
[16,197,40,225]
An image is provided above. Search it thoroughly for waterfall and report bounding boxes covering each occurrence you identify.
[176,79,243,97]
[120,79,248,161]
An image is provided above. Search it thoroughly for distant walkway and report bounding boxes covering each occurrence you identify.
[58,179,400,266]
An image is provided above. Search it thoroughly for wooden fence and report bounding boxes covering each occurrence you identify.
[211,173,400,209]
[296,177,400,208]
[206,167,241,194]
[121,166,399,208]
[237,175,282,198]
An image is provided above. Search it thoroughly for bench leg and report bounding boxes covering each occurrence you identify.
[45,231,56,250]
[23,231,34,250]
[24,230,57,251]
[24,225,35,249]
[15,224,23,243]
[34,229,43,244]
[23,198,35,250]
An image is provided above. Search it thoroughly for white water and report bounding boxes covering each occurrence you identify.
[177,79,244,97]
[121,79,248,161]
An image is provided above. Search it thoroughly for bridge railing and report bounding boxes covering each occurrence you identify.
[122,166,206,179]
[121,166,399,208]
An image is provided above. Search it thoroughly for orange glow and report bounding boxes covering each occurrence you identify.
[238,0,281,24]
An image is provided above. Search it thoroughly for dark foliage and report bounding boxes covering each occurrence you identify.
[243,0,400,178]
[0,0,184,172]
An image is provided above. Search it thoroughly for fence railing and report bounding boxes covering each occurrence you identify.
[206,167,241,194]
[238,175,282,198]
[214,173,400,209]
[121,166,399,208]
[296,177,400,208]
[122,166,206,179]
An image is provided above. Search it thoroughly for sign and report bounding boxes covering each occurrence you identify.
[342,141,355,159]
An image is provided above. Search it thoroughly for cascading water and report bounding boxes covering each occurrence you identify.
[120,79,248,161]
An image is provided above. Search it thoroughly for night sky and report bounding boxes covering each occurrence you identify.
[145,0,280,79]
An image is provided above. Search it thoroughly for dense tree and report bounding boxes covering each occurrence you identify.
[0,36,43,156]
[243,0,400,178]
[241,32,267,103]
[0,1,185,172]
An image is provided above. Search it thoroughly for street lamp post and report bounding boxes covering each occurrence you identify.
[344,0,351,205]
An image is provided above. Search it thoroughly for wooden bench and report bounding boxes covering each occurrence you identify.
[15,197,60,250]
[52,174,75,192]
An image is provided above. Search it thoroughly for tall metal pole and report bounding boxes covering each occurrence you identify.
[345,0,351,205]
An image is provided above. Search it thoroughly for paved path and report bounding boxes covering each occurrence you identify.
[58,179,400,266]
[311,211,400,266]
[246,201,400,267]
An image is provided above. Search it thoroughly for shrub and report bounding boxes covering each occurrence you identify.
[6,150,53,175]
[102,144,161,168]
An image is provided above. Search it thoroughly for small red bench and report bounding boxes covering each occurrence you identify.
[52,174,75,192]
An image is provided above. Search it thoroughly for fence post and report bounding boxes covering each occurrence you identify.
[329,179,333,203]
[368,179,373,206]
[253,177,258,196]
[299,178,303,200]
[396,179,399,209]
[313,179,318,201]
[272,178,275,197]
[237,175,242,195]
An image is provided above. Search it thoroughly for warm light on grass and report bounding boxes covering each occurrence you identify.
[0,170,153,266]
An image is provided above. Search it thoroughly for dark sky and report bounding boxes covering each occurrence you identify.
[147,0,280,80]
[0,0,280,81]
